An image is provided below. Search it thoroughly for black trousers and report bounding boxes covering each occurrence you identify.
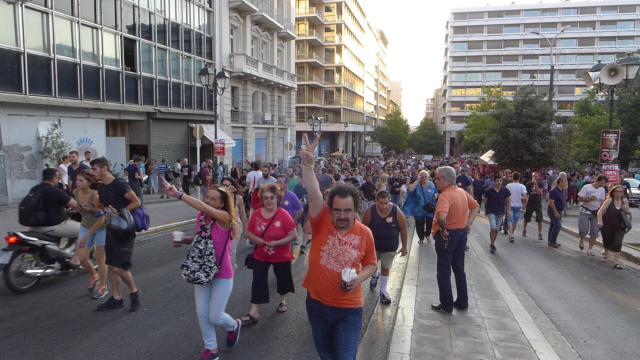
[415,217,434,241]
[182,178,191,195]
[251,258,295,304]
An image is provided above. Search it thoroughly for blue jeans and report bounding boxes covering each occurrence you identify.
[194,278,237,350]
[434,229,468,312]
[547,209,562,244]
[391,194,400,205]
[306,292,363,360]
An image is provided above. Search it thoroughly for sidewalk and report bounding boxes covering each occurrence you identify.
[388,224,579,360]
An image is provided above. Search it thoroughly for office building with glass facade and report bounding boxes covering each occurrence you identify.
[440,0,640,156]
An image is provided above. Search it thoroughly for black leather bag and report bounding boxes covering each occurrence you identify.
[420,185,436,213]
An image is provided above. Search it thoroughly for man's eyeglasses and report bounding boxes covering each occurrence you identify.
[331,208,354,216]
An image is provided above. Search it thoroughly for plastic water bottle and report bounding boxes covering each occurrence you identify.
[95,210,106,219]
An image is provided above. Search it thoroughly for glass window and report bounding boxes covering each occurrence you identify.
[452,42,467,51]
[542,10,557,17]
[156,0,167,15]
[80,0,97,23]
[103,31,120,67]
[452,58,466,66]
[600,22,616,31]
[125,73,138,104]
[562,9,577,16]
[171,51,180,79]
[123,37,137,72]
[142,76,154,105]
[24,9,50,53]
[523,57,538,64]
[578,55,594,64]
[158,79,169,106]
[523,41,539,49]
[105,69,121,102]
[598,54,615,63]
[56,59,78,98]
[183,0,191,26]
[485,72,501,80]
[539,73,550,80]
[452,73,465,81]
[539,55,551,64]
[157,48,167,77]
[541,26,556,33]
[204,9,210,35]
[467,73,481,81]
[83,64,101,100]
[599,39,615,46]
[184,85,193,109]
[524,10,540,17]
[157,16,168,45]
[140,0,151,9]
[196,86,203,110]
[140,9,154,41]
[171,22,181,49]
[55,17,77,58]
[558,55,576,64]
[466,88,482,96]
[206,36,212,60]
[504,26,519,34]
[140,42,154,74]
[183,56,192,83]
[451,88,465,96]
[81,26,99,63]
[55,0,76,17]
[618,21,635,30]
[0,2,19,47]
[558,72,575,80]
[578,37,595,47]
[195,32,203,57]
[617,38,634,46]
[559,39,577,47]
[171,81,181,107]
[600,6,617,15]
[503,56,518,65]
[27,54,52,96]
[183,28,192,53]
[31,0,47,7]
[103,0,120,31]
[0,48,23,93]
[124,2,137,36]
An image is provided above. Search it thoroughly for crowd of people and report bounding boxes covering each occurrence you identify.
[27,146,635,360]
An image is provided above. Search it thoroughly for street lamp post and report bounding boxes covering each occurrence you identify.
[530,25,570,102]
[199,66,231,185]
[343,121,349,155]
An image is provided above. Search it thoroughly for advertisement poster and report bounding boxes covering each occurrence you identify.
[599,130,620,164]
[603,164,619,184]
[214,139,225,156]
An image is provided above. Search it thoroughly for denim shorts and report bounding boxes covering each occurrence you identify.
[487,214,503,230]
[507,207,522,223]
[79,227,106,247]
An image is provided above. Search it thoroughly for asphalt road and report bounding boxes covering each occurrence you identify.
[472,216,640,360]
[0,225,381,360]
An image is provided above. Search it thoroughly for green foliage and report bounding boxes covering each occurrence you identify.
[461,86,507,153]
[568,97,611,168]
[372,107,409,153]
[37,122,72,166]
[488,85,556,170]
[407,116,446,155]
[616,91,640,169]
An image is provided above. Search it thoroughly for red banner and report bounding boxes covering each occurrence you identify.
[214,139,225,156]
[603,164,619,184]
[599,130,620,164]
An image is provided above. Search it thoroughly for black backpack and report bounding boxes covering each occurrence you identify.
[193,170,202,186]
[19,185,49,227]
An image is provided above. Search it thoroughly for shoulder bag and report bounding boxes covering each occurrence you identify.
[181,212,233,285]
[244,209,281,269]
[620,200,632,233]
[420,184,436,213]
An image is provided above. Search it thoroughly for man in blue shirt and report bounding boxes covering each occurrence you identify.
[124,157,143,200]
[277,175,303,252]
[484,175,511,254]
[547,176,567,248]
[68,150,89,192]
[451,161,472,194]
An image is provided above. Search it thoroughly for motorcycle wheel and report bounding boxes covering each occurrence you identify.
[3,250,41,293]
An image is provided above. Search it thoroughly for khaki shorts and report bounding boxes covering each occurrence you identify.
[376,251,396,270]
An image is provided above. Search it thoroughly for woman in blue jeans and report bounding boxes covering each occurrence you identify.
[547,177,567,248]
[164,178,241,360]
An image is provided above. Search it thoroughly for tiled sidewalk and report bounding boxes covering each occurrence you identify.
[389,226,568,360]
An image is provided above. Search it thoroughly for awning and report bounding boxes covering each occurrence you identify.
[189,124,236,147]
[479,150,496,165]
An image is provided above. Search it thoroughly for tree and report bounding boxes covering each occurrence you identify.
[37,122,72,167]
[461,86,507,153]
[616,91,640,169]
[372,107,409,153]
[568,97,611,168]
[488,85,555,170]
[407,116,445,155]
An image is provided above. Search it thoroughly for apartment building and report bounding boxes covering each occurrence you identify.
[440,0,640,156]
[294,0,388,157]
[0,0,297,204]
[425,98,434,119]
[389,80,402,111]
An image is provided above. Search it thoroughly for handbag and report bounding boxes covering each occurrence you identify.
[181,212,233,285]
[420,184,436,213]
[244,209,281,269]
[620,201,632,233]
[165,168,175,182]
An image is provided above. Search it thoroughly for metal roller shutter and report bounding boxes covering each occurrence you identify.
[150,119,190,164]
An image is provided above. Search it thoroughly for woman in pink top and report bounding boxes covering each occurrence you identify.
[162,178,241,360]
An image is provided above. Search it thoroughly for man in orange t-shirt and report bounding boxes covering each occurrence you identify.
[431,166,479,314]
[300,134,377,360]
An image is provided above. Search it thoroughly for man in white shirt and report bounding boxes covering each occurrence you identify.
[506,172,528,243]
[578,175,607,255]
[173,159,182,191]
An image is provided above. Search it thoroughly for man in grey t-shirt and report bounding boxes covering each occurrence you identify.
[256,164,277,188]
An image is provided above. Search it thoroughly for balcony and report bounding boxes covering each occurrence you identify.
[229,53,296,88]
[278,19,296,41]
[231,110,250,124]
[324,99,364,111]
[324,13,343,23]
[296,96,323,107]
[296,29,324,46]
[298,74,324,87]
[323,34,341,44]
[295,52,324,67]
[296,7,324,25]
[325,78,362,94]
[252,1,284,31]
[229,0,259,14]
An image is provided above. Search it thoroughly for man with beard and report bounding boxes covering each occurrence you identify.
[360,174,376,213]
[299,134,377,360]
[257,164,277,190]
[286,166,299,191]
[68,151,90,192]
[388,170,403,205]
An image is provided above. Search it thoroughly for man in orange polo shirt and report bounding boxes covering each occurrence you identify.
[300,133,377,360]
[431,166,479,314]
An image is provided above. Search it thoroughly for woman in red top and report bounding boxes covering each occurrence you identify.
[241,183,297,323]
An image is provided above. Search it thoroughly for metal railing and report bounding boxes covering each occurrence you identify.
[231,110,249,124]
[296,7,324,18]
[296,52,324,63]
[298,74,323,83]
[296,97,323,105]
[296,29,323,40]
[324,34,340,43]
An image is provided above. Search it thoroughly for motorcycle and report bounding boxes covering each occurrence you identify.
[1,231,79,293]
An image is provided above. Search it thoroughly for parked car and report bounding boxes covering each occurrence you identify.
[624,178,639,207]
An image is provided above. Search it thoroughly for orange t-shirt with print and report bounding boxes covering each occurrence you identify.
[302,205,377,308]
[431,186,479,237]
